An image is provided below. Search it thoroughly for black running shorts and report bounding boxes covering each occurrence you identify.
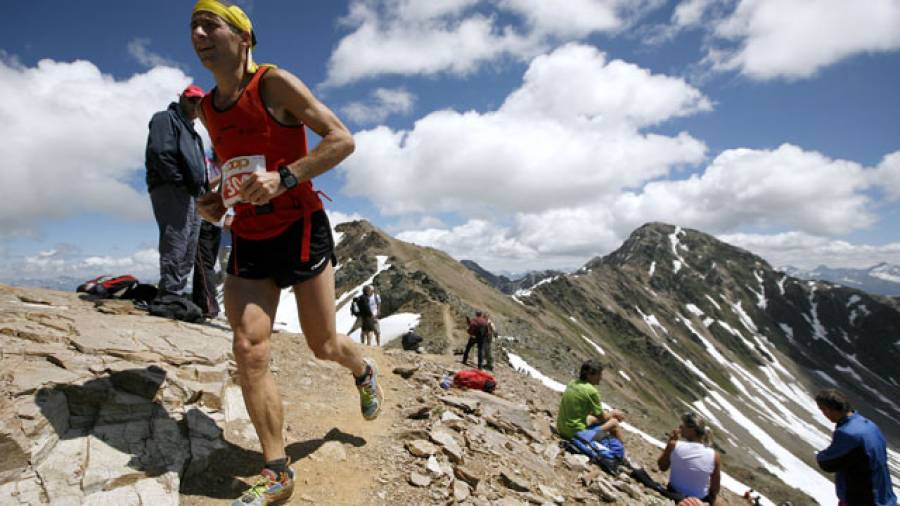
[227,210,336,288]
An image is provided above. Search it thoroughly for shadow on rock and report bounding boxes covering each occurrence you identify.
[35,367,367,501]
[180,427,367,499]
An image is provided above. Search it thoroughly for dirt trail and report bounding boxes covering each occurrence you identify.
[181,331,404,506]
[441,305,456,347]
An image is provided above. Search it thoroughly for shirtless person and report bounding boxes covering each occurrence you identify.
[190,2,382,504]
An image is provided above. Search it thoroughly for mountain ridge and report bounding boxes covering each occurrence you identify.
[332,219,900,504]
[782,262,900,297]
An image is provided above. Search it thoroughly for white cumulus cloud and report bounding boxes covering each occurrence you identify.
[324,0,662,86]
[611,144,877,236]
[340,43,709,217]
[13,247,160,282]
[0,56,206,238]
[341,87,415,124]
[127,38,182,70]
[671,0,721,28]
[876,151,900,201]
[718,232,900,270]
[397,219,545,272]
[708,0,900,80]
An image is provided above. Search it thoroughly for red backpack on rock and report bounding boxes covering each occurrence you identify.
[453,369,497,393]
[77,275,139,298]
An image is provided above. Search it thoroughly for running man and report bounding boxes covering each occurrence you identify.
[190,2,383,505]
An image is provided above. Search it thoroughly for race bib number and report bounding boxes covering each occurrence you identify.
[221,155,266,207]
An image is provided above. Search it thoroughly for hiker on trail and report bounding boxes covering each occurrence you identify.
[361,285,381,346]
[191,152,224,318]
[190,2,383,505]
[145,83,207,300]
[556,359,625,441]
[815,388,896,506]
[349,285,381,346]
[483,312,497,370]
[462,310,490,369]
[656,412,721,505]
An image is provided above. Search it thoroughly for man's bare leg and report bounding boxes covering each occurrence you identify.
[224,275,285,462]
[294,263,366,376]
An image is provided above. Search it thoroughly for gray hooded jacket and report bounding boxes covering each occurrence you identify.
[145,102,206,196]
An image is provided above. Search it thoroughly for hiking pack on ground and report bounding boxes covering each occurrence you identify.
[76,274,158,304]
[350,294,372,318]
[401,330,424,351]
[452,368,497,393]
[77,274,139,298]
[565,426,627,475]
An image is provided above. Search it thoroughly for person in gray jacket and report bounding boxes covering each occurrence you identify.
[145,84,207,298]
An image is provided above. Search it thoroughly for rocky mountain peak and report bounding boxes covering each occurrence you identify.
[595,222,771,281]
[335,219,394,252]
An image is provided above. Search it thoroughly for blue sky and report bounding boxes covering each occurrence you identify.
[2,0,899,284]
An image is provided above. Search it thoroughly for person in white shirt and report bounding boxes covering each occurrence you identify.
[657,412,721,505]
[361,285,381,346]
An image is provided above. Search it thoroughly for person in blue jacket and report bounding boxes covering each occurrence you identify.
[145,84,208,299]
[815,388,896,506]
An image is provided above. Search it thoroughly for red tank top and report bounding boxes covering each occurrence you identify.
[201,66,324,256]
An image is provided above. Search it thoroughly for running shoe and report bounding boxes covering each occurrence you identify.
[356,358,383,420]
[231,467,294,506]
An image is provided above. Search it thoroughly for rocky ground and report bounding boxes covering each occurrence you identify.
[0,284,747,505]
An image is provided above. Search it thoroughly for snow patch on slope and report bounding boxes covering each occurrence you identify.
[707,390,835,505]
[581,335,606,356]
[669,226,687,274]
[776,275,787,295]
[507,352,565,392]
[814,370,839,386]
[685,303,704,317]
[514,275,559,298]
[750,270,767,309]
[635,306,668,336]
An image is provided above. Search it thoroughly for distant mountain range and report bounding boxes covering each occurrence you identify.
[331,219,900,504]
[0,276,84,293]
[460,259,563,295]
[782,263,900,296]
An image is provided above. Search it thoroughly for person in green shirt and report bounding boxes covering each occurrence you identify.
[557,359,625,440]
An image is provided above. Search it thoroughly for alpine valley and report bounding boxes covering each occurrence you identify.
[331,219,900,504]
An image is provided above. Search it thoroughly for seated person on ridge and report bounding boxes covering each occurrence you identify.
[657,412,721,506]
[557,359,625,441]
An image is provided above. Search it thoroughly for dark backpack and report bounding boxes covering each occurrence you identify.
[401,331,423,351]
[77,275,139,299]
[125,284,159,305]
[148,294,204,323]
[351,294,372,318]
[467,317,488,340]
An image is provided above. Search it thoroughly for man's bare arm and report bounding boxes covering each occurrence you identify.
[263,68,354,181]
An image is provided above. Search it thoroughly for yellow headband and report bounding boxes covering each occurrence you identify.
[193,0,259,72]
[193,0,255,46]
